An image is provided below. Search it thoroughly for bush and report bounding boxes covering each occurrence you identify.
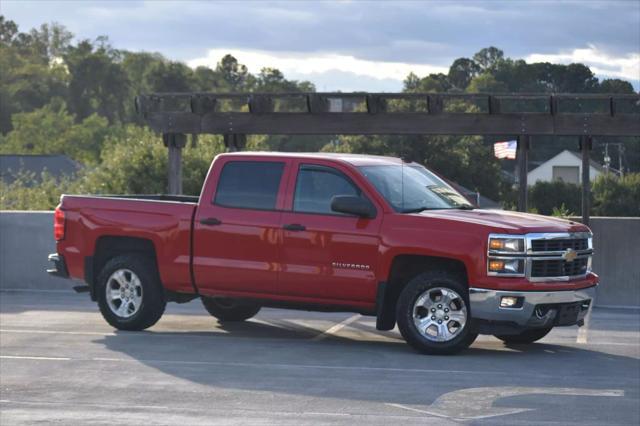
[528,180,581,216]
[0,171,76,210]
[592,173,640,217]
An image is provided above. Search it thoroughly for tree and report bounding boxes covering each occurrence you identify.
[592,173,640,216]
[0,17,70,132]
[473,47,504,71]
[0,100,112,164]
[64,38,130,123]
[216,54,248,91]
[555,63,599,93]
[599,79,635,94]
[467,73,507,93]
[417,73,452,93]
[193,65,223,92]
[448,58,481,90]
[143,60,195,93]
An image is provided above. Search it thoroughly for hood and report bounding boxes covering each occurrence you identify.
[416,209,588,234]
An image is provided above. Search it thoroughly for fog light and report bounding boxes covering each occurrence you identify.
[500,296,520,308]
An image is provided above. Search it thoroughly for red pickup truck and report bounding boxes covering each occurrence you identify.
[48,152,598,354]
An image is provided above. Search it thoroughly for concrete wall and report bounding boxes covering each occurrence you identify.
[1,211,638,307]
[581,217,640,307]
[0,211,74,290]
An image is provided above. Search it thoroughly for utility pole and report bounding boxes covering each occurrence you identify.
[618,144,625,177]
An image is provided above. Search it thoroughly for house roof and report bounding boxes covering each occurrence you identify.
[528,150,604,174]
[0,154,81,184]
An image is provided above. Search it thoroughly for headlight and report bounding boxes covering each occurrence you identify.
[487,257,525,275]
[488,235,525,253]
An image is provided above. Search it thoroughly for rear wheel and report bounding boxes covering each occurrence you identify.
[396,271,477,355]
[201,297,261,322]
[96,254,166,331]
[494,327,552,344]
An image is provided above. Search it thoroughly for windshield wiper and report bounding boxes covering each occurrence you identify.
[403,205,474,214]
[402,207,446,214]
[454,205,475,210]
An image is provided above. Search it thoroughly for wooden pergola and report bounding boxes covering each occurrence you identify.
[136,92,640,225]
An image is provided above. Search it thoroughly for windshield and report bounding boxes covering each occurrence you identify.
[358,164,473,213]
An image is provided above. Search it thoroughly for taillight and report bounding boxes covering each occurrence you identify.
[54,207,65,241]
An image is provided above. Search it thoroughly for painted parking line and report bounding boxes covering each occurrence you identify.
[1,327,637,347]
[0,355,71,361]
[388,386,625,420]
[0,399,423,421]
[0,329,115,336]
[311,314,362,341]
[0,354,506,376]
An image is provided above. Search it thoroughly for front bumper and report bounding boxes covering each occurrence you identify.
[469,285,596,331]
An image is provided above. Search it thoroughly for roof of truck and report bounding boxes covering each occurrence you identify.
[218,151,405,166]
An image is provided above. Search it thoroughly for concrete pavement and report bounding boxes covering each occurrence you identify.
[1,290,639,425]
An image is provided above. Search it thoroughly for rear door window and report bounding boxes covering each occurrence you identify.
[214,161,284,210]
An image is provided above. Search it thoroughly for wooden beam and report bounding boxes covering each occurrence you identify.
[145,111,640,136]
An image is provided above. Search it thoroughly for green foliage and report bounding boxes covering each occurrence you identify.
[0,101,112,164]
[76,126,225,196]
[527,174,640,217]
[592,173,640,216]
[551,203,574,218]
[0,170,75,210]
[64,38,130,123]
[1,16,638,213]
[466,73,507,93]
[528,180,582,216]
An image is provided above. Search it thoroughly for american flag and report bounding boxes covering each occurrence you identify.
[493,140,517,159]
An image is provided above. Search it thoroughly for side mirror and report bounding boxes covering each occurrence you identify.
[331,195,376,218]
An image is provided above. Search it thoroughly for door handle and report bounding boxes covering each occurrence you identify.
[200,217,222,226]
[283,223,306,231]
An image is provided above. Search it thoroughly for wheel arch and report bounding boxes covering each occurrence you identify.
[86,236,159,301]
[376,254,469,331]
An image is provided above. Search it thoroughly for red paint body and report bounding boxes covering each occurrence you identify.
[56,153,598,312]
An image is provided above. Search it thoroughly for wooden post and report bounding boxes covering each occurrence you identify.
[517,135,529,212]
[580,135,592,225]
[223,134,246,152]
[163,133,186,195]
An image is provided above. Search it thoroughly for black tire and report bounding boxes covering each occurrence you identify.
[396,271,477,355]
[96,254,166,331]
[201,297,261,322]
[494,327,552,344]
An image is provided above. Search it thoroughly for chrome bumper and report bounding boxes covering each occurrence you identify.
[469,286,596,327]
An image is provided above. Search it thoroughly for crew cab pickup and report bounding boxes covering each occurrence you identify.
[48,152,598,354]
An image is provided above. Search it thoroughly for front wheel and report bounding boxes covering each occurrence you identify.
[201,297,261,322]
[396,271,477,355]
[494,327,552,344]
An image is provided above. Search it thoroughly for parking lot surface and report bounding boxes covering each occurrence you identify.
[1,289,639,425]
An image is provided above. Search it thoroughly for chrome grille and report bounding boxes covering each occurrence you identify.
[531,257,589,278]
[531,238,588,252]
[526,232,593,282]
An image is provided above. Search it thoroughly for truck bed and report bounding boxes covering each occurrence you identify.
[58,194,198,294]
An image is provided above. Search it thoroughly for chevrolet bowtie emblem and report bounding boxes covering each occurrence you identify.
[562,248,578,262]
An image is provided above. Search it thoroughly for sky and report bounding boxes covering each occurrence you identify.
[3,0,640,91]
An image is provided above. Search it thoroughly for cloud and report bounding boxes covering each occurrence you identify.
[3,0,639,90]
[188,49,448,87]
[526,46,640,83]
